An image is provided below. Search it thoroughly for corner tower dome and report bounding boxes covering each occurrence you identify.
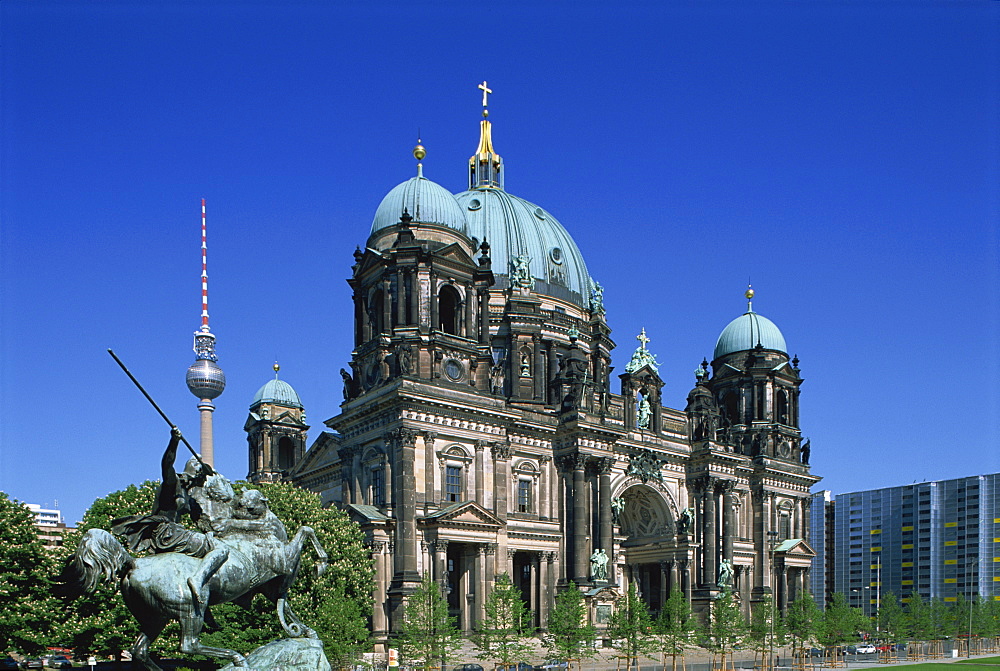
[370,145,468,239]
[713,288,788,359]
[251,364,303,410]
[453,91,593,307]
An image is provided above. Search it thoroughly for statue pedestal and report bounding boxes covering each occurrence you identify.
[220,637,331,671]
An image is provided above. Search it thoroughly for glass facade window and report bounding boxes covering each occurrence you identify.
[446,465,462,502]
[517,478,531,513]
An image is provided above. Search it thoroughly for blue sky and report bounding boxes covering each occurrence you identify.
[2,1,997,525]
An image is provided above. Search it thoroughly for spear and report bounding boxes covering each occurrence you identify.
[107,348,206,467]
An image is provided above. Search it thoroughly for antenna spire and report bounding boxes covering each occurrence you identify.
[200,199,210,331]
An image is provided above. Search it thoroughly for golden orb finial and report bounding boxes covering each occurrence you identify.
[273,361,280,377]
[413,141,426,161]
[745,286,754,300]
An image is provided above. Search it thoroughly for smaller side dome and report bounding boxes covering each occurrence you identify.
[714,311,788,360]
[251,378,303,409]
[371,176,467,237]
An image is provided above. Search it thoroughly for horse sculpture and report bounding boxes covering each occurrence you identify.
[63,488,328,670]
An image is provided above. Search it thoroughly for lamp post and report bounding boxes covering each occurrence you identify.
[966,557,978,658]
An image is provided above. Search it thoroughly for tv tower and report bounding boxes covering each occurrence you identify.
[185,199,225,467]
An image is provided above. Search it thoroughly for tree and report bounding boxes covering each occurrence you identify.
[747,594,787,671]
[399,573,462,671]
[817,593,865,650]
[699,589,748,671]
[607,583,656,671]
[59,479,374,663]
[784,594,821,661]
[905,592,934,644]
[0,492,63,655]
[928,597,955,642]
[653,587,698,671]
[474,573,533,669]
[545,582,596,670]
[877,592,907,647]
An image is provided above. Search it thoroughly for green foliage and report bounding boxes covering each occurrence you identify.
[877,592,907,644]
[906,592,934,641]
[700,588,748,663]
[545,582,596,666]
[817,593,866,648]
[929,597,955,640]
[747,594,787,669]
[784,594,821,657]
[607,583,655,671]
[653,587,698,671]
[58,479,373,663]
[0,492,64,654]
[474,573,533,668]
[399,573,462,671]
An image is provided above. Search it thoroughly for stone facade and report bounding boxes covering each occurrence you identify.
[271,110,821,648]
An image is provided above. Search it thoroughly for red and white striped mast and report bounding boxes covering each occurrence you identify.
[185,198,226,467]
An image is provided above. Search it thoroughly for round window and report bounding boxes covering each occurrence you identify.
[468,198,482,211]
[444,359,464,381]
[534,207,546,220]
[549,247,563,264]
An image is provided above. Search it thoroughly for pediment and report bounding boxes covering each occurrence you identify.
[290,431,340,476]
[420,501,503,529]
[775,538,816,558]
[434,242,476,267]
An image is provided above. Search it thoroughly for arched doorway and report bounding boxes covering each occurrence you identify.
[619,484,676,614]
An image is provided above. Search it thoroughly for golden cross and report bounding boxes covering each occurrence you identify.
[637,328,650,349]
[478,80,492,108]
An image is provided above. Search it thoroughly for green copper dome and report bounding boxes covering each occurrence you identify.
[251,378,303,409]
[371,173,468,236]
[453,188,592,307]
[714,311,788,360]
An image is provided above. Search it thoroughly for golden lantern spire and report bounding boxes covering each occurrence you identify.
[470,80,503,189]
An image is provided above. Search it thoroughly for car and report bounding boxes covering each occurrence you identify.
[807,648,825,658]
[21,660,44,670]
[45,657,72,669]
[856,644,877,654]
[453,665,483,671]
[541,662,569,671]
[0,659,18,671]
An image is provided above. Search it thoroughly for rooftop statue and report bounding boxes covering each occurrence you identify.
[625,328,659,374]
[511,254,534,291]
[590,280,605,316]
[61,427,330,670]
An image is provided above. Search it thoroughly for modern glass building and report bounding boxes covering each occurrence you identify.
[811,473,999,614]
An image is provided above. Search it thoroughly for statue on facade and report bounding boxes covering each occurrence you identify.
[396,344,413,376]
[610,497,625,524]
[511,254,534,291]
[61,427,330,671]
[590,280,605,316]
[590,548,609,582]
[801,438,811,464]
[637,396,651,429]
[676,507,694,535]
[340,368,356,400]
[717,558,734,588]
[520,351,531,377]
[490,358,506,395]
[625,449,663,485]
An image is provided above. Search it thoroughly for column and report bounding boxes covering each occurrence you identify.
[396,272,406,326]
[423,431,437,505]
[540,552,554,625]
[475,440,486,506]
[492,442,511,521]
[679,558,692,603]
[464,284,474,338]
[722,481,735,563]
[352,447,363,504]
[371,542,388,638]
[547,344,559,405]
[533,335,544,401]
[435,541,449,586]
[572,452,590,583]
[778,565,788,613]
[597,456,614,580]
[476,545,487,627]
[530,553,540,628]
[391,428,420,582]
[407,269,418,326]
[703,478,717,586]
[659,561,670,607]
[478,287,490,345]
[384,452,394,508]
[381,277,392,332]
[539,455,551,519]
[430,272,439,331]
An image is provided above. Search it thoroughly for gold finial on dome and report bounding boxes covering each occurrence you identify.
[273,361,280,377]
[745,284,754,311]
[413,139,426,161]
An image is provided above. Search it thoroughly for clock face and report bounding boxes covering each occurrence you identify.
[444,359,463,382]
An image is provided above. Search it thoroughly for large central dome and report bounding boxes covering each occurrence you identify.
[453,187,591,306]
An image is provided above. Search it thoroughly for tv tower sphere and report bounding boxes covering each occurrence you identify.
[186,355,226,400]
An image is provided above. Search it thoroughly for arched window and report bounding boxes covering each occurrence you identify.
[776,389,789,425]
[370,289,385,335]
[371,465,385,506]
[277,436,295,470]
[721,391,738,425]
[439,285,461,335]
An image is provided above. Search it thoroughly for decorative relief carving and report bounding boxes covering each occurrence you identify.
[491,442,513,461]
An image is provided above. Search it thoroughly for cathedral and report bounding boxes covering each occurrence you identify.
[243,87,820,647]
